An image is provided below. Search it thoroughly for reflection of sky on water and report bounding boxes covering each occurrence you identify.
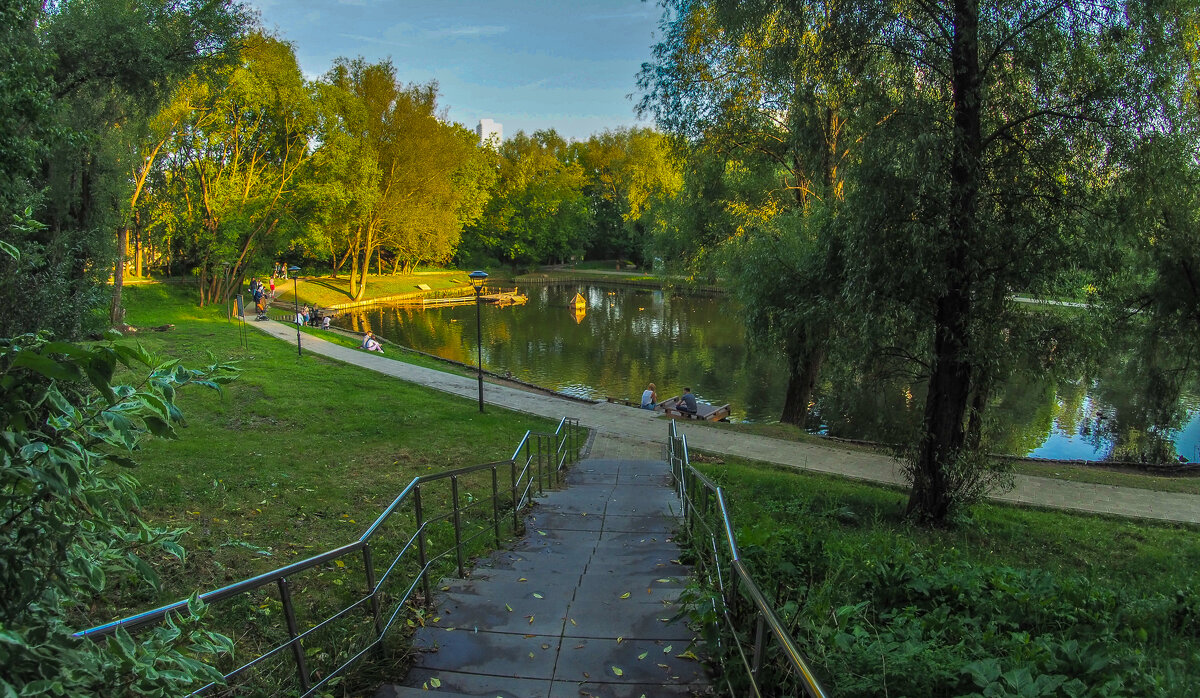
[1028,395,1200,462]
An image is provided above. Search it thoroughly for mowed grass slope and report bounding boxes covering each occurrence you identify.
[104,284,562,618]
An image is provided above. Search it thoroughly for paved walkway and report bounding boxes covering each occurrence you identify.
[376,433,706,698]
[248,319,1200,525]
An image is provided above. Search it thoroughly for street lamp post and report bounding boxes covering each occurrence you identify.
[289,266,302,357]
[469,270,488,413]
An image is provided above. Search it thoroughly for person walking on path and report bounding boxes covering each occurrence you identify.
[641,382,658,409]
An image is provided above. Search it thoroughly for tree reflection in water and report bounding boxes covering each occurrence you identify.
[340,283,1199,462]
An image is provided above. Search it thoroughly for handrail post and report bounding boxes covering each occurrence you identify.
[751,613,767,682]
[536,434,545,495]
[414,485,432,606]
[362,543,383,638]
[277,577,312,693]
[510,458,519,533]
[492,464,501,547]
[451,475,466,578]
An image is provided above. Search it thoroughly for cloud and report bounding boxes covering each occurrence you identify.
[337,32,406,48]
[425,24,507,39]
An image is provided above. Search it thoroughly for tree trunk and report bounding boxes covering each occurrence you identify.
[907,0,982,525]
[109,227,127,325]
[780,342,824,426]
[133,210,143,277]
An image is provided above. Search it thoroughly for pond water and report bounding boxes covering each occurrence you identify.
[336,282,1200,462]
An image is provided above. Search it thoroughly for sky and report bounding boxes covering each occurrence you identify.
[247,0,664,142]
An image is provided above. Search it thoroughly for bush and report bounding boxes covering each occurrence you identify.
[0,330,238,696]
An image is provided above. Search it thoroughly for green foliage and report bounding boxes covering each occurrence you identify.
[465,129,592,268]
[683,460,1200,697]
[0,331,238,695]
[0,0,249,339]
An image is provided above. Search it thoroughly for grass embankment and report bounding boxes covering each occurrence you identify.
[101,284,568,689]
[689,419,1200,495]
[690,455,1200,697]
[271,271,470,309]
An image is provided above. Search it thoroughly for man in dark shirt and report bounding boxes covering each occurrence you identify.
[678,387,698,415]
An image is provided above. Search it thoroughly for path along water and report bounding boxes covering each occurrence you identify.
[249,318,1200,525]
[338,283,1200,463]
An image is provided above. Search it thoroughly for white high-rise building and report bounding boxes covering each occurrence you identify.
[476,119,502,148]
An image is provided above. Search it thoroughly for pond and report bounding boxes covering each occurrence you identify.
[335,282,1200,462]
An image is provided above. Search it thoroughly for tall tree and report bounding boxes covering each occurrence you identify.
[322,59,491,298]
[572,128,682,264]
[639,0,884,425]
[846,0,1190,522]
[467,130,591,268]
[158,33,316,306]
[0,0,248,337]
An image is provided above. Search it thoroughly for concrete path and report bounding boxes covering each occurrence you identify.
[248,319,1200,525]
[375,433,707,698]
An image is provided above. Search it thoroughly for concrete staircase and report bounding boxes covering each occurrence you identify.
[375,450,709,698]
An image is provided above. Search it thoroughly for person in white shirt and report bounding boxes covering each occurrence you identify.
[640,382,658,409]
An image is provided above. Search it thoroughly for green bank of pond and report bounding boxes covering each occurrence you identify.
[698,456,1200,696]
[335,282,1200,464]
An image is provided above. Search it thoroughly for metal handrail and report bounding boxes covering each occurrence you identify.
[76,416,584,696]
[667,421,828,698]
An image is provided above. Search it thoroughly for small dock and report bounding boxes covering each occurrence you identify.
[393,289,528,308]
[605,395,732,422]
[658,396,731,422]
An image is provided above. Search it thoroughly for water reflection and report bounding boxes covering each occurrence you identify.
[337,283,1200,462]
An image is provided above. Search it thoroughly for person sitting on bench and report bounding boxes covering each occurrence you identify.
[678,387,698,415]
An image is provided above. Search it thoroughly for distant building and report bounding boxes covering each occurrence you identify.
[476,119,502,148]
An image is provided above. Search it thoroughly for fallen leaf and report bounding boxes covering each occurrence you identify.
[677,650,700,660]
[612,666,624,677]
[505,603,512,612]
[656,578,671,583]
[518,577,527,582]
[638,652,648,660]
[529,652,535,659]
[570,618,577,626]
[620,592,631,599]
[533,593,543,599]
[537,530,546,536]
[527,614,535,624]
[429,677,441,688]
[616,636,624,644]
[663,645,673,653]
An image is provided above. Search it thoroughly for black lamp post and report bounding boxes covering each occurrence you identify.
[469,270,488,412]
[289,265,302,357]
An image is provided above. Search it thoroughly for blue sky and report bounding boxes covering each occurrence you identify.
[247,0,663,142]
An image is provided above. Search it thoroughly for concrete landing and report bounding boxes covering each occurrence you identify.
[375,436,709,698]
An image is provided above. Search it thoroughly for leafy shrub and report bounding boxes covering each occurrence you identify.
[0,330,238,696]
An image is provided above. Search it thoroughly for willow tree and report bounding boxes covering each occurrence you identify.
[639,0,887,425]
[844,0,1193,522]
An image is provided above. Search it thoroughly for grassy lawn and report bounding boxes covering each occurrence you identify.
[96,283,573,691]
[689,455,1200,696]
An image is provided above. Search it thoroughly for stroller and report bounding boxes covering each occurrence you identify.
[254,293,268,321]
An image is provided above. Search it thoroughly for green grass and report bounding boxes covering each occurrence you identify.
[687,454,1200,696]
[107,283,565,610]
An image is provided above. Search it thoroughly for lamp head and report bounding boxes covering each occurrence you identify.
[469,270,488,289]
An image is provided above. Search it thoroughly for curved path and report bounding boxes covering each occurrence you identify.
[249,319,1200,526]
